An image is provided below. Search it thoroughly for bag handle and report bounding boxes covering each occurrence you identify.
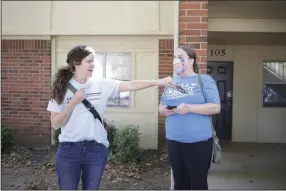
[67,83,103,125]
[197,74,219,140]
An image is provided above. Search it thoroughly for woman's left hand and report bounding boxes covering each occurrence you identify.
[173,103,190,115]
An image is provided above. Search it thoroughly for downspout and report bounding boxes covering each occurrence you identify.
[170,0,179,190]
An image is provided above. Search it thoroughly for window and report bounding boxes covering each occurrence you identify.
[93,52,131,107]
[262,61,286,107]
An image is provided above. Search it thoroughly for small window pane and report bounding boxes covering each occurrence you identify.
[217,66,226,74]
[105,53,131,107]
[106,53,131,81]
[263,61,286,83]
[107,91,130,107]
[263,84,286,107]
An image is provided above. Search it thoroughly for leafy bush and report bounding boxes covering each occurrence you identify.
[107,121,117,154]
[114,124,141,163]
[108,152,116,162]
[1,125,13,152]
[53,128,61,146]
[52,121,142,164]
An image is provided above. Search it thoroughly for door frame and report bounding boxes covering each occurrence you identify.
[207,61,234,141]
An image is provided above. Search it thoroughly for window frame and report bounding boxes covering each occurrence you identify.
[261,60,286,108]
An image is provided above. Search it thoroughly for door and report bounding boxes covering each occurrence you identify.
[207,61,233,140]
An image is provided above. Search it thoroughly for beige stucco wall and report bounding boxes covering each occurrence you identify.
[53,35,172,149]
[208,1,286,33]
[3,1,286,35]
[209,1,286,19]
[2,1,174,35]
[208,45,286,143]
[2,1,52,35]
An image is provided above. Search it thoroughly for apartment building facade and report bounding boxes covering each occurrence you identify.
[1,1,286,148]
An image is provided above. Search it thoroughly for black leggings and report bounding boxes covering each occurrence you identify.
[167,138,213,190]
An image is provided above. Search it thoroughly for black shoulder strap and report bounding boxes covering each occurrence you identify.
[67,83,103,125]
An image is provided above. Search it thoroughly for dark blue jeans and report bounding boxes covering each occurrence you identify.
[56,140,108,190]
[167,138,213,190]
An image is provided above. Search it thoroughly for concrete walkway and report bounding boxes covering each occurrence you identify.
[208,142,286,190]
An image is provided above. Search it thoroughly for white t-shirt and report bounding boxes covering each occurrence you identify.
[47,77,121,147]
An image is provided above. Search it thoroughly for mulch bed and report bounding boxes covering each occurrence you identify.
[1,145,171,190]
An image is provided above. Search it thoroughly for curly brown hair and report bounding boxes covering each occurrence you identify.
[178,45,199,73]
[50,45,93,104]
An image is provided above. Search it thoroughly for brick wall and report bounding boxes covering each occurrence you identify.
[1,40,51,146]
[158,39,174,148]
[157,1,208,148]
[179,0,208,74]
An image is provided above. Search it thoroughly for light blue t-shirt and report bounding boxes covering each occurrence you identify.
[161,74,220,143]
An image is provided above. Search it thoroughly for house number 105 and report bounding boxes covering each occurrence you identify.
[210,49,226,56]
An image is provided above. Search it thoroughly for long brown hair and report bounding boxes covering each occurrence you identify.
[50,45,93,104]
[178,45,199,73]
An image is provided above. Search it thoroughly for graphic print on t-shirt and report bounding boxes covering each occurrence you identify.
[66,92,102,104]
[164,82,197,100]
[86,92,102,101]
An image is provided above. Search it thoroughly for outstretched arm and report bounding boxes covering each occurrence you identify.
[119,77,172,92]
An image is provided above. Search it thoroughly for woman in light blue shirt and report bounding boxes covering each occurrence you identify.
[159,45,221,190]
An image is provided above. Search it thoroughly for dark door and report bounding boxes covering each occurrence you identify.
[207,61,233,140]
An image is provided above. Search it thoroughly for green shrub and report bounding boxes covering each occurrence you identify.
[52,122,142,164]
[1,125,13,152]
[107,121,117,154]
[53,128,61,146]
[114,124,141,163]
[108,152,116,163]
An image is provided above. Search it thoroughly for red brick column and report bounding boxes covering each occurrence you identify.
[179,0,208,74]
[157,1,208,148]
[1,40,51,146]
[170,1,209,186]
[158,39,174,148]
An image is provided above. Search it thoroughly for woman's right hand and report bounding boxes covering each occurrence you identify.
[160,105,175,117]
[71,88,86,105]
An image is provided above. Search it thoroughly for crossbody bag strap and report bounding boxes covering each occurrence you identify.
[197,74,218,139]
[67,82,103,125]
